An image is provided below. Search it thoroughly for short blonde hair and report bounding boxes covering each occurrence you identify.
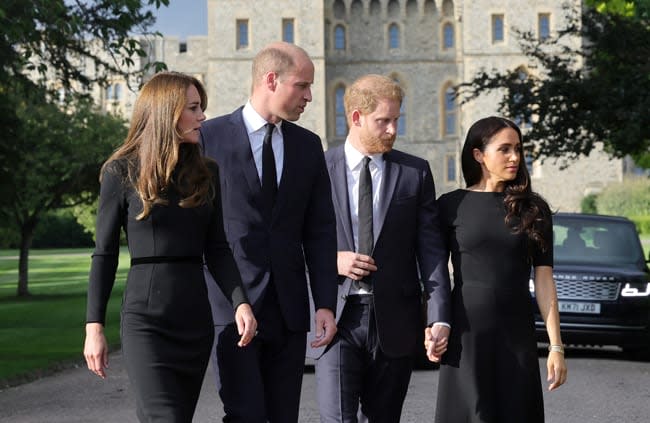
[344,74,404,124]
[251,42,310,90]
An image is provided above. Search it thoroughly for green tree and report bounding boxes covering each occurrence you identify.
[0,83,127,296]
[459,0,650,163]
[0,0,168,90]
[0,0,169,296]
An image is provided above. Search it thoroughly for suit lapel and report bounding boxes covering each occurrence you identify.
[330,148,355,251]
[229,111,263,202]
[376,152,399,241]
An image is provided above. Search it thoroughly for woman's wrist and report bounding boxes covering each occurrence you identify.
[548,344,565,354]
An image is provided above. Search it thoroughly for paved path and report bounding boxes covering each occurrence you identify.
[2,347,650,422]
[0,350,438,422]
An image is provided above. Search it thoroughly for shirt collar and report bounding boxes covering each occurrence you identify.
[243,101,282,135]
[344,139,384,171]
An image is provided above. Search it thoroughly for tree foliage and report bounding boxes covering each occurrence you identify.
[0,0,168,90]
[0,0,170,295]
[459,1,650,164]
[0,81,127,295]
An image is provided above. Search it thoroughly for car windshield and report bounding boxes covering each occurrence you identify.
[553,216,645,267]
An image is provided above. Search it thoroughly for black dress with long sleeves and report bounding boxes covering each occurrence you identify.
[86,157,247,422]
[435,189,553,423]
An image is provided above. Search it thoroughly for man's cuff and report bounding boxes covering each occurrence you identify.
[430,322,451,329]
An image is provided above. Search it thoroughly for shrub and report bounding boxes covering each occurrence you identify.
[32,209,94,248]
[596,178,650,217]
[581,194,598,214]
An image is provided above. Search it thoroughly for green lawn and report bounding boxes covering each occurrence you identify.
[0,248,129,386]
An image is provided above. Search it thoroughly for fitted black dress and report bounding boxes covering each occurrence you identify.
[435,189,552,423]
[86,158,246,422]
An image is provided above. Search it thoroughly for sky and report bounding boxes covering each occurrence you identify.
[149,0,207,39]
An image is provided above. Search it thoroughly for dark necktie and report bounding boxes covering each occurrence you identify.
[262,123,278,214]
[357,156,373,291]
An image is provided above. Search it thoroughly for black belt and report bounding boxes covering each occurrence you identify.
[345,294,373,305]
[130,256,203,266]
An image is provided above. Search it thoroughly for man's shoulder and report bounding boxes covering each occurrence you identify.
[385,148,429,169]
[202,107,243,132]
[324,144,344,162]
[282,120,319,140]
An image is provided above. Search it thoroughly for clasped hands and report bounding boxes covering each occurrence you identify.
[424,324,450,363]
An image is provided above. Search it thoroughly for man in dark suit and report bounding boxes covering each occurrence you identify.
[308,74,451,422]
[200,42,338,422]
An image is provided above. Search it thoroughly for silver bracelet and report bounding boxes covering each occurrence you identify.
[548,344,565,354]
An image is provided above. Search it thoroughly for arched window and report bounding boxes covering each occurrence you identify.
[388,23,400,49]
[443,86,457,136]
[335,86,347,137]
[443,23,454,49]
[334,25,346,50]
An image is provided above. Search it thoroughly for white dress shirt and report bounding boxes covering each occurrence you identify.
[344,141,384,295]
[242,101,284,186]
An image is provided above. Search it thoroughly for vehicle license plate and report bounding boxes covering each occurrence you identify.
[559,301,601,314]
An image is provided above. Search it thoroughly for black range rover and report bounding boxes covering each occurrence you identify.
[532,213,650,358]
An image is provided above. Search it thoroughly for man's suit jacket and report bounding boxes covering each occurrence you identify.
[200,107,338,332]
[309,145,451,358]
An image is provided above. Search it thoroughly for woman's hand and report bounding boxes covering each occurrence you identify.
[83,322,108,379]
[546,351,567,391]
[234,303,257,347]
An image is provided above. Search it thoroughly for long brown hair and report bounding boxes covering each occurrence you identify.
[461,116,552,252]
[101,71,211,220]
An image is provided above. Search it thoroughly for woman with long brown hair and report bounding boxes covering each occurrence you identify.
[83,72,256,422]
[431,116,567,422]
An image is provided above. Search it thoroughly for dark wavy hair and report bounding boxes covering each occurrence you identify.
[461,116,552,252]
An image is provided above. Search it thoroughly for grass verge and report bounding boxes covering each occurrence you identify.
[0,248,129,387]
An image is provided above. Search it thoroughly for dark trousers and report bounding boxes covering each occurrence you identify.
[212,285,307,423]
[315,296,413,423]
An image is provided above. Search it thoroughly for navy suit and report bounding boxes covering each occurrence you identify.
[310,145,451,422]
[201,107,338,422]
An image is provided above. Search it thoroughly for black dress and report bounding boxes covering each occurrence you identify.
[435,189,552,423]
[86,158,246,422]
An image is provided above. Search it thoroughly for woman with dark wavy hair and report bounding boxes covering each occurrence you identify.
[83,72,257,422]
[432,116,567,422]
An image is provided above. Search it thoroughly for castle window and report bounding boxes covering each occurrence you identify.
[443,86,457,136]
[335,86,347,137]
[283,18,295,43]
[446,154,457,183]
[334,25,346,50]
[388,23,400,49]
[443,23,454,49]
[538,13,550,40]
[491,14,504,43]
[236,19,249,49]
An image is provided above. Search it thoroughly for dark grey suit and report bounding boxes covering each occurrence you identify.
[310,145,451,422]
[201,107,338,422]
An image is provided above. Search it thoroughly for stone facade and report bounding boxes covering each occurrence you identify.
[133,0,622,211]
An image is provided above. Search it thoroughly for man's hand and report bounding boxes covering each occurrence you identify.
[234,303,257,347]
[424,324,450,363]
[311,308,337,348]
[337,251,377,280]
